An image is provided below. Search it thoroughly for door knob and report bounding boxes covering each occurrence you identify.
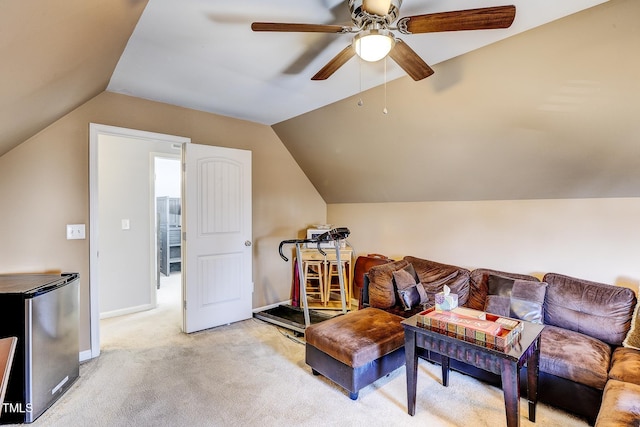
[245,240,252,247]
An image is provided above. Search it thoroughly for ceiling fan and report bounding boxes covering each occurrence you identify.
[251,0,516,81]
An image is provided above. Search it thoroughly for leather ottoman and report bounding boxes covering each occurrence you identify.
[305,307,406,399]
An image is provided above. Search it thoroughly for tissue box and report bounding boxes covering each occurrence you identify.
[435,292,458,311]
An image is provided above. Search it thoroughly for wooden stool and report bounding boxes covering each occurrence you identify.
[325,260,350,307]
[301,260,325,307]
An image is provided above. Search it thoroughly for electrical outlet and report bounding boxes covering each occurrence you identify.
[66,224,86,240]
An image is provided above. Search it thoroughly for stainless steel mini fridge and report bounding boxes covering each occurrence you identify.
[0,273,80,424]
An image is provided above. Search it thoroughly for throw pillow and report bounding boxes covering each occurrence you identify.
[393,268,427,310]
[392,267,418,290]
[367,260,409,309]
[397,284,429,311]
[623,298,640,351]
[484,275,547,324]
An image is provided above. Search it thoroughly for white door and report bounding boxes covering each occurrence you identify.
[182,143,253,333]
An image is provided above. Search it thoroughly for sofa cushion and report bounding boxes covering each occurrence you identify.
[484,275,547,324]
[543,273,637,346]
[540,325,611,390]
[468,268,540,312]
[623,298,640,351]
[367,259,409,309]
[595,379,640,427]
[403,256,470,307]
[609,347,640,386]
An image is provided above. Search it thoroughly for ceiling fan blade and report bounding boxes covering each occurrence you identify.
[363,0,392,16]
[397,5,516,34]
[281,2,354,75]
[311,45,356,80]
[388,39,434,81]
[251,22,348,33]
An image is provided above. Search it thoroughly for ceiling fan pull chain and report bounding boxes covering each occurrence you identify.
[357,58,364,107]
[358,58,364,106]
[383,57,388,115]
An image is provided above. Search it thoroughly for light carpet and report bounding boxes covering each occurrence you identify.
[31,274,588,427]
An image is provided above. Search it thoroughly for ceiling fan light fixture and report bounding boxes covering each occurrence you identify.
[353,29,395,62]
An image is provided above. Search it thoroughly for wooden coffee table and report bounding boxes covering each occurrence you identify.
[401,314,544,427]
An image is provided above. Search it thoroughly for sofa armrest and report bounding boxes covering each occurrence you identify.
[609,346,640,386]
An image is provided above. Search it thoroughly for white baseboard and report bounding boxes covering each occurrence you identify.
[100,303,155,319]
[79,349,93,362]
[253,300,291,313]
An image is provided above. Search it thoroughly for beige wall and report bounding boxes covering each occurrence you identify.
[329,198,640,294]
[98,134,180,317]
[0,92,327,352]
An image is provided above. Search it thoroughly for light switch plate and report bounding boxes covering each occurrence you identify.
[121,219,130,230]
[66,224,86,240]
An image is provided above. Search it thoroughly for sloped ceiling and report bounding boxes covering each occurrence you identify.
[108,0,607,125]
[0,0,148,157]
[2,0,638,204]
[1,0,607,159]
[273,0,640,203]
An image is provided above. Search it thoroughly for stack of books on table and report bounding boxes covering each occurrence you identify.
[417,307,523,350]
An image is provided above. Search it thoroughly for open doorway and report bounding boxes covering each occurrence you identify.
[154,156,182,308]
[89,124,253,357]
[89,123,190,359]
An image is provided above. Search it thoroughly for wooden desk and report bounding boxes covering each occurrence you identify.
[299,247,353,310]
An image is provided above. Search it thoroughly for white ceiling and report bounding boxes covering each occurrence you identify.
[107,0,609,126]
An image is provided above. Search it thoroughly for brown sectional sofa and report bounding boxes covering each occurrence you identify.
[360,256,640,425]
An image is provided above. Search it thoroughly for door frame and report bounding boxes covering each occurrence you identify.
[88,123,190,359]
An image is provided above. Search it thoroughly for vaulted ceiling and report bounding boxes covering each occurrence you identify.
[0,0,148,157]
[274,0,640,202]
[106,0,608,125]
[2,0,639,203]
